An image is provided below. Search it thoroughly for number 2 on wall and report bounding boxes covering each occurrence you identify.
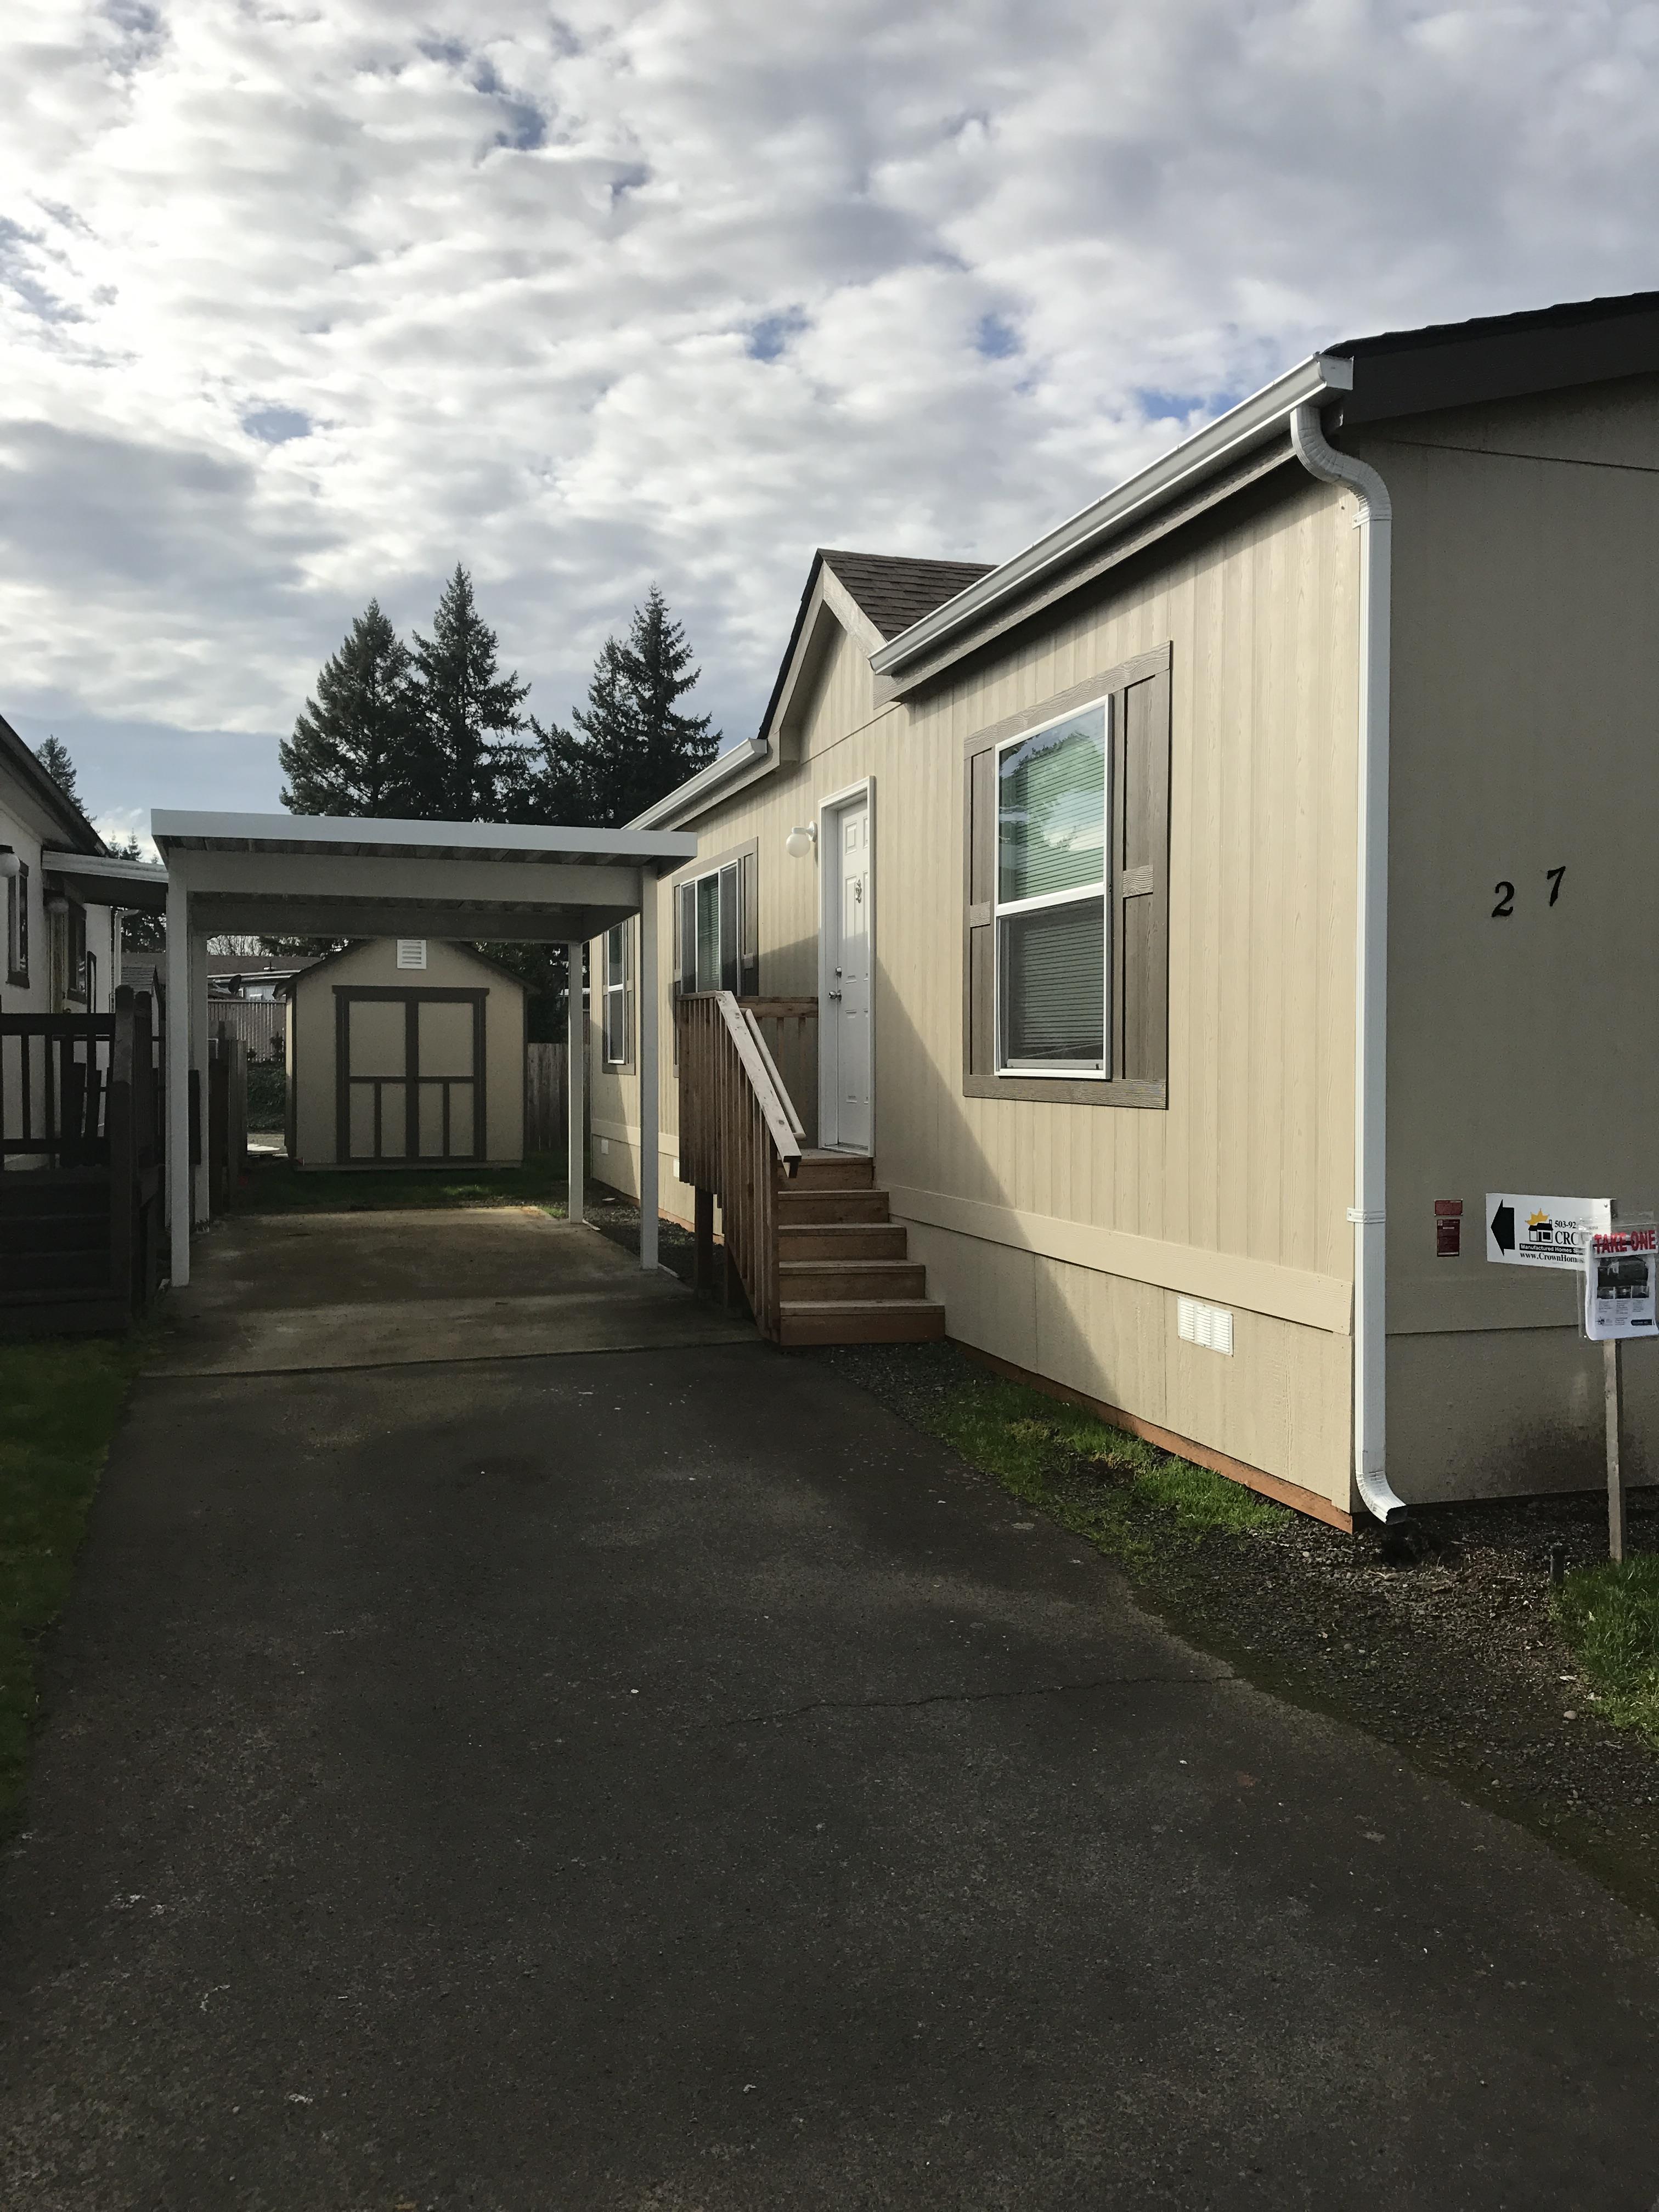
[1491,868,1565,919]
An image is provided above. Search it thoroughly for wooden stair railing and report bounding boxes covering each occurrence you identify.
[677,990,803,1336]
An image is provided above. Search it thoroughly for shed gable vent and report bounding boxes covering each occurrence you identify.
[1177,1296,1234,1356]
[396,939,428,970]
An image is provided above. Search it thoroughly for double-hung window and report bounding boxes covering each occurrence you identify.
[963,643,1171,1108]
[5,859,28,987]
[995,704,1109,1074]
[602,922,632,1067]
[673,844,759,1001]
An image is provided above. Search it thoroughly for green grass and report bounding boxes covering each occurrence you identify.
[1,1336,145,1819]
[233,1152,571,1215]
[917,1369,1286,1565]
[1553,1556,1659,1750]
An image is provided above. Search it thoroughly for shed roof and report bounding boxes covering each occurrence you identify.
[153,810,696,945]
[280,938,528,995]
[151,812,693,870]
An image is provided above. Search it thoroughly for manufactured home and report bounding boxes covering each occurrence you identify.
[591,290,1659,1529]
[282,938,526,1169]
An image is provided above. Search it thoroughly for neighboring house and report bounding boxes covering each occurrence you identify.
[590,287,1659,1528]
[281,939,526,1169]
[0,710,124,1024]
[207,955,317,1000]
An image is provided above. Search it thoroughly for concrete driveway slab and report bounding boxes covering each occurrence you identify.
[3,1328,1659,2209]
[154,1208,753,1373]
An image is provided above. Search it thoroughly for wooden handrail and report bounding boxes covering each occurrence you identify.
[677,990,805,1338]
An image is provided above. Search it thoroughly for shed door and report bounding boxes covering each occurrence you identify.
[344,998,410,1161]
[340,991,483,1163]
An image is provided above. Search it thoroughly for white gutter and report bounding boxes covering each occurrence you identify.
[629,736,771,832]
[872,352,1357,679]
[1289,404,1408,1530]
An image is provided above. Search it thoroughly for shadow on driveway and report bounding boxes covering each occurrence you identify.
[3,1214,1658,2205]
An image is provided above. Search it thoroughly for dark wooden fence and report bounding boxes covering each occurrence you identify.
[0,986,165,1331]
[524,1040,568,1155]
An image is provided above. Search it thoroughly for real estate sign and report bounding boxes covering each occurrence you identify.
[1584,1226,1659,1342]
[1485,1193,1611,1270]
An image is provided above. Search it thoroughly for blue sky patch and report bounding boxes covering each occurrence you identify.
[975,312,1020,360]
[242,406,311,446]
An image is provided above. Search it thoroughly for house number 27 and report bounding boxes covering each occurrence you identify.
[1492,867,1566,918]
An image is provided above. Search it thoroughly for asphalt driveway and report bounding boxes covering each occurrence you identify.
[3,1219,1659,2207]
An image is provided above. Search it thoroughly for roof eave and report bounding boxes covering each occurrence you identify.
[870,352,1353,680]
[627,737,772,832]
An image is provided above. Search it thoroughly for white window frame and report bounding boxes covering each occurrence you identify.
[603,920,632,1068]
[993,692,1111,1080]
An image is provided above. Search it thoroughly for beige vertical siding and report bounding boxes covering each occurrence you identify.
[290,939,524,1166]
[1359,373,1659,1498]
[595,482,1364,1510]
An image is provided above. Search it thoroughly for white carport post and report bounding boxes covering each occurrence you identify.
[191,925,210,1227]
[638,870,659,1274]
[566,939,584,1226]
[165,870,192,1286]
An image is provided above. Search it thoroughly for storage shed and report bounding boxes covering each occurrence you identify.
[283,939,525,1169]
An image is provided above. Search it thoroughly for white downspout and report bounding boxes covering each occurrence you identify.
[1289,402,1409,1529]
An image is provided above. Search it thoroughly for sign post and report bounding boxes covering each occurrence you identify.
[1583,1221,1657,1563]
[1485,1195,1652,1561]
[1605,1339,1625,1564]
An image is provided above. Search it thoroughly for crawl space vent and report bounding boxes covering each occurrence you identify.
[1178,1296,1234,1356]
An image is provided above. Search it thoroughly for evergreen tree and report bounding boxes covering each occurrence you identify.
[408,565,531,819]
[532,586,719,827]
[109,834,166,952]
[279,600,420,817]
[35,735,81,808]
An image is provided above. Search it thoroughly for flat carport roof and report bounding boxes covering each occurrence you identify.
[151,810,698,1289]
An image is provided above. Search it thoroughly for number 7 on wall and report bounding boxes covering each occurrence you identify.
[1491,867,1566,918]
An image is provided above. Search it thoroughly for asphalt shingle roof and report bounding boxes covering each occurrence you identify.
[819,550,995,641]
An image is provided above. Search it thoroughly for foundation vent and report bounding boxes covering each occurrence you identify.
[1178,1296,1234,1356]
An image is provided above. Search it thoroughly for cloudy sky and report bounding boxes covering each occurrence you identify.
[3,0,1656,848]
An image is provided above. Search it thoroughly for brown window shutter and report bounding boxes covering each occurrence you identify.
[962,741,997,1078]
[1114,662,1171,1084]
[675,881,695,996]
[738,850,759,997]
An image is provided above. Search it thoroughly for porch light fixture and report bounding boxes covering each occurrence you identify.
[0,847,18,881]
[785,823,817,860]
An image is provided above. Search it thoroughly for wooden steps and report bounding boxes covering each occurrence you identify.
[774,1153,944,1346]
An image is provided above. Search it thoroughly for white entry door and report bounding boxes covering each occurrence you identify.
[823,794,872,1152]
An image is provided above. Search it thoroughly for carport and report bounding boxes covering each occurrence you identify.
[150,812,697,1286]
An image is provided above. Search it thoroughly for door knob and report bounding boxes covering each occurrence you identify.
[827,988,843,1001]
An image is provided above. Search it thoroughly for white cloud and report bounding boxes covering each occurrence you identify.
[2,0,1658,821]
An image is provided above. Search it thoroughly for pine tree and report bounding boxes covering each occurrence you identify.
[35,735,81,808]
[532,586,719,827]
[621,584,718,803]
[109,834,166,952]
[408,566,531,819]
[280,600,420,817]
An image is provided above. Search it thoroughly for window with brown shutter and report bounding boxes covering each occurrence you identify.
[962,642,1171,1108]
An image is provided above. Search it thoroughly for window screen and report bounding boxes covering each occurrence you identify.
[603,922,631,1066]
[995,705,1108,1075]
